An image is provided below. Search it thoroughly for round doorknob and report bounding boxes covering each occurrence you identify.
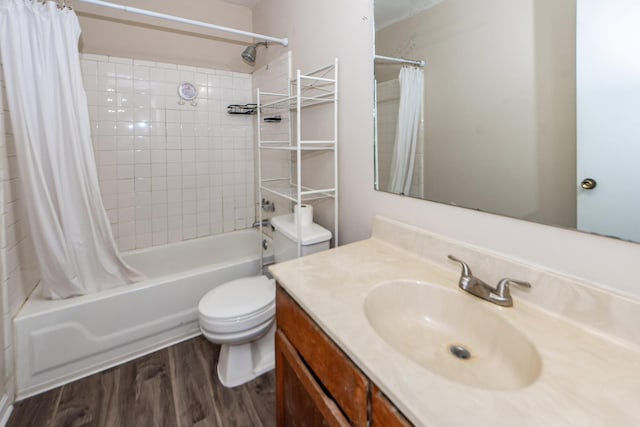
[581,178,597,190]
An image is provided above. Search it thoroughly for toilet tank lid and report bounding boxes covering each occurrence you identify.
[271,214,332,245]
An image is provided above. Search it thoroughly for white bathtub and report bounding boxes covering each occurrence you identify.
[14,229,270,399]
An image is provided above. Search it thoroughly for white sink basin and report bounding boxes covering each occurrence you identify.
[364,280,542,391]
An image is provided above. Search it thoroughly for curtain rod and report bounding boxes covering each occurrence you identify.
[375,54,425,67]
[77,0,289,46]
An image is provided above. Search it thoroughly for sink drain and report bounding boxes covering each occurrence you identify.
[449,345,471,360]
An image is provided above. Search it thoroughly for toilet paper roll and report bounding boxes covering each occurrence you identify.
[294,204,313,226]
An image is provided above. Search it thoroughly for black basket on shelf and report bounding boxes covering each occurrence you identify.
[227,104,257,115]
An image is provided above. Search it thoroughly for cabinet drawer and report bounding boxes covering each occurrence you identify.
[276,286,369,426]
[371,385,413,426]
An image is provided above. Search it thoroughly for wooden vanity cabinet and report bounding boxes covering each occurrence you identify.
[371,385,412,427]
[276,286,413,427]
[275,330,349,426]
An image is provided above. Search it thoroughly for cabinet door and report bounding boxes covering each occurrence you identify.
[371,385,413,427]
[276,330,350,427]
[276,287,369,425]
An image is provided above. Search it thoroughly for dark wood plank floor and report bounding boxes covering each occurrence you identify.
[7,336,276,427]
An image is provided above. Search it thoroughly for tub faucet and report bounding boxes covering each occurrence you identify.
[447,255,531,307]
[253,219,271,229]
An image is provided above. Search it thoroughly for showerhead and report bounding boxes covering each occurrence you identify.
[241,45,257,64]
[241,42,268,65]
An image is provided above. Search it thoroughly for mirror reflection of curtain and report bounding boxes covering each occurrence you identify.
[388,66,424,195]
[375,78,399,192]
[0,0,144,299]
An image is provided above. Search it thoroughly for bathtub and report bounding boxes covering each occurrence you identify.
[14,229,271,399]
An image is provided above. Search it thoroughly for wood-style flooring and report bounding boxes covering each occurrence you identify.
[7,336,276,427]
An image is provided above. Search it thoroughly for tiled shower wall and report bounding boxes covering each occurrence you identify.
[80,54,255,251]
[0,66,41,403]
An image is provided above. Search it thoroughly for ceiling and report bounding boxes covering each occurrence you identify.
[220,0,260,8]
[219,0,442,28]
[374,0,444,30]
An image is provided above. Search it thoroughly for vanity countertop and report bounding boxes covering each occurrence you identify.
[269,217,640,427]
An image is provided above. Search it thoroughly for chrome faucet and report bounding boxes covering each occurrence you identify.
[252,219,271,228]
[447,255,531,307]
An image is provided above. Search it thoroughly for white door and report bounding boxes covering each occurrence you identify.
[577,0,640,242]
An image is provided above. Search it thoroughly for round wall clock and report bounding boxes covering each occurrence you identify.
[178,82,198,105]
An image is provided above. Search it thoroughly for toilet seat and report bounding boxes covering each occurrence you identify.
[201,318,274,344]
[199,275,275,334]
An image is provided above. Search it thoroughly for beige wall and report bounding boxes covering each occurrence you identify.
[253,0,368,243]
[253,0,640,299]
[376,0,576,228]
[75,0,256,72]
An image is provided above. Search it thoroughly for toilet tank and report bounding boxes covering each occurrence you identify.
[271,214,332,263]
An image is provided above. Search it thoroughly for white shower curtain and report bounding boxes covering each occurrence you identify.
[388,66,424,195]
[0,0,143,299]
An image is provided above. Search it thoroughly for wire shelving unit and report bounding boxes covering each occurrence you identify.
[257,58,339,259]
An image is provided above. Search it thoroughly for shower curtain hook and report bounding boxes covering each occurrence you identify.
[52,0,71,9]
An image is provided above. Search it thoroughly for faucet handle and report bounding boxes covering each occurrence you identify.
[497,278,531,291]
[492,278,531,305]
[447,255,472,277]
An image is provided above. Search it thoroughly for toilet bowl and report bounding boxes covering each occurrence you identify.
[198,213,331,387]
[199,275,276,387]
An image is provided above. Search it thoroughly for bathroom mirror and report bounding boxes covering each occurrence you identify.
[374,0,640,243]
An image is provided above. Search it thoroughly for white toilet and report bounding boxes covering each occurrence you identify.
[198,213,332,387]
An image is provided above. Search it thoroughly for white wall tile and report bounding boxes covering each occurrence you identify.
[117,149,134,165]
[135,233,152,248]
[152,176,167,191]
[152,231,168,246]
[117,165,134,179]
[134,177,151,193]
[117,179,135,194]
[118,207,135,222]
[183,227,197,240]
[98,62,116,77]
[118,193,135,209]
[151,164,167,177]
[134,149,150,164]
[118,236,135,251]
[79,54,254,250]
[135,192,152,207]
